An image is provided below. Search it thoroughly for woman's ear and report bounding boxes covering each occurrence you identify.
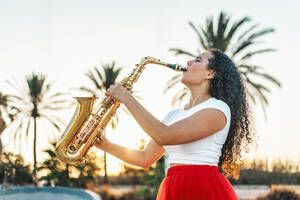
[207,70,216,80]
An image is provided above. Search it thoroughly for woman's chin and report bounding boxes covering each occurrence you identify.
[181,78,188,86]
[180,78,185,84]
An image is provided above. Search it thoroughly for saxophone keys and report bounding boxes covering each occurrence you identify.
[68,145,77,153]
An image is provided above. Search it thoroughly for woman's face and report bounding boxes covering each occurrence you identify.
[181,51,214,86]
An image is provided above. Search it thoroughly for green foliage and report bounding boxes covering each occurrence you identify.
[38,143,101,188]
[137,186,152,200]
[0,91,16,153]
[100,174,143,185]
[0,92,9,133]
[0,152,34,185]
[120,163,145,188]
[118,192,138,200]
[230,158,300,185]
[257,188,300,200]
[0,92,10,154]
[232,169,300,185]
[137,156,165,199]
[97,186,142,200]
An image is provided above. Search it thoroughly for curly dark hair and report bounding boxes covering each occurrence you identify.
[208,49,255,179]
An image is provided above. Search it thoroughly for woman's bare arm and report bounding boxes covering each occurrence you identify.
[95,137,165,169]
[105,84,226,146]
[123,95,226,146]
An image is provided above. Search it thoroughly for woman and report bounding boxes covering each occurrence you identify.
[95,49,254,199]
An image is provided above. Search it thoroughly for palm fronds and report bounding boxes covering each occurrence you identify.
[167,11,281,115]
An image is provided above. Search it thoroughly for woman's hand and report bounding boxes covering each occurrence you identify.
[105,83,133,104]
[94,128,110,151]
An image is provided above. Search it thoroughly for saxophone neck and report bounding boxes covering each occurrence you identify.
[123,56,186,89]
[140,56,168,67]
[140,56,186,71]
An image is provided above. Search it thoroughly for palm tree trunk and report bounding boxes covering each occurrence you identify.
[0,138,2,155]
[104,152,108,184]
[0,117,6,133]
[103,130,108,184]
[33,116,37,185]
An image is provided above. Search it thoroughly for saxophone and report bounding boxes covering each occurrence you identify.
[55,57,186,164]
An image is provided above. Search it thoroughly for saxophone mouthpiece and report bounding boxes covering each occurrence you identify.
[167,64,187,72]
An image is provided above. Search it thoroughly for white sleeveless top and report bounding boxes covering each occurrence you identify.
[163,97,231,166]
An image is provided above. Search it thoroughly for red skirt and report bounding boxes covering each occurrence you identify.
[156,165,239,200]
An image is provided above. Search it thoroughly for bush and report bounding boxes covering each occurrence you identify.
[257,188,300,200]
[117,192,137,200]
[0,152,34,185]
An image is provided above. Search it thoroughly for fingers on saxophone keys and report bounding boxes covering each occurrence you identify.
[106,85,114,94]
[127,88,133,94]
[97,128,104,140]
[97,134,103,141]
[95,136,103,145]
[105,90,111,97]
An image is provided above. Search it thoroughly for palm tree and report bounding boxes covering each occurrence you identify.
[80,61,122,184]
[7,73,68,180]
[0,92,16,154]
[168,11,281,115]
[0,92,8,155]
[0,92,14,134]
[0,93,8,134]
[0,92,9,154]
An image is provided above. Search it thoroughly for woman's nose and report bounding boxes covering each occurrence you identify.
[187,60,192,66]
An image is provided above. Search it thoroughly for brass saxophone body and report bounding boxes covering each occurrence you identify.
[55,57,186,164]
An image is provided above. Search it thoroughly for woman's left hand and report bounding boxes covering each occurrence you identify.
[105,83,132,104]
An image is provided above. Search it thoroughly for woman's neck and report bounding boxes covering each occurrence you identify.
[185,85,211,109]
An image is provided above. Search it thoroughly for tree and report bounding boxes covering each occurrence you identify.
[137,139,165,199]
[257,188,300,200]
[80,62,122,184]
[0,92,9,154]
[6,73,68,180]
[120,164,144,189]
[0,152,34,185]
[0,92,9,134]
[38,142,101,188]
[168,11,281,115]
[137,156,165,200]
[0,92,16,154]
[120,139,147,190]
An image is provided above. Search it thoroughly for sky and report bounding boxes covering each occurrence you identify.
[0,0,300,174]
